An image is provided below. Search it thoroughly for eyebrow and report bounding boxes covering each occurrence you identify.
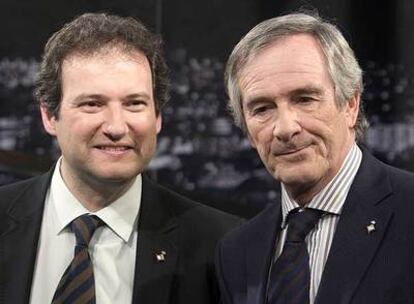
[243,96,272,112]
[73,94,106,102]
[72,92,152,102]
[123,93,152,100]
[244,85,324,106]
[290,86,324,97]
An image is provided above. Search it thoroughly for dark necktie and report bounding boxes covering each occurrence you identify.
[52,214,103,304]
[267,208,323,304]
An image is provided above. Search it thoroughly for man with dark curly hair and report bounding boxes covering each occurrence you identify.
[0,13,239,304]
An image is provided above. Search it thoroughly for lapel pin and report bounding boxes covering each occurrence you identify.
[155,250,167,262]
[366,220,376,234]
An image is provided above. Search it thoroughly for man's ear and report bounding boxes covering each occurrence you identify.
[345,93,360,129]
[245,128,257,149]
[156,113,162,134]
[40,103,57,136]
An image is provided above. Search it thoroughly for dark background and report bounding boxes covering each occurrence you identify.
[1,0,414,218]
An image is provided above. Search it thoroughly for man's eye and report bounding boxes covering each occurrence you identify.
[297,96,315,103]
[129,100,145,106]
[126,100,147,110]
[78,101,102,113]
[81,101,100,107]
[252,105,271,116]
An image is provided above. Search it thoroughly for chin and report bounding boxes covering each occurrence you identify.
[281,175,318,187]
[96,175,137,186]
[92,167,143,183]
[273,165,318,185]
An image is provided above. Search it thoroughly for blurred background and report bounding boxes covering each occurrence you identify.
[1,0,414,218]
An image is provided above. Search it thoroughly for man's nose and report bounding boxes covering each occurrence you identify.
[272,105,301,142]
[102,105,128,140]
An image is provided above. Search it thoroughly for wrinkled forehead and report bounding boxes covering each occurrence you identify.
[237,34,331,94]
[239,33,328,76]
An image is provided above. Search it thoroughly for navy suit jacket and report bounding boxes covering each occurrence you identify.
[0,171,240,304]
[216,150,414,304]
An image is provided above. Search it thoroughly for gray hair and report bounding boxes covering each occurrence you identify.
[225,12,368,140]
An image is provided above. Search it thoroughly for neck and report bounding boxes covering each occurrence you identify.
[285,182,325,206]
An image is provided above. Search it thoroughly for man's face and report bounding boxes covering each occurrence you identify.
[239,34,359,200]
[41,49,161,188]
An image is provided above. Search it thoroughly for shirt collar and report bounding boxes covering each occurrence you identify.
[280,143,362,228]
[50,157,141,243]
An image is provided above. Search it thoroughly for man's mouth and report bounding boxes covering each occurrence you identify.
[97,146,131,151]
[273,145,309,157]
[94,145,133,155]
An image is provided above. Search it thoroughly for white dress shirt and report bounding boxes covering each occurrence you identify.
[275,143,362,304]
[29,158,141,304]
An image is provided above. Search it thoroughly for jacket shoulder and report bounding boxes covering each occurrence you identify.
[380,163,414,218]
[0,175,46,211]
[219,202,276,248]
[384,163,414,190]
[143,177,242,237]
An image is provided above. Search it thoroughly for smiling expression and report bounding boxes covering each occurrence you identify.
[41,48,161,192]
[239,34,359,203]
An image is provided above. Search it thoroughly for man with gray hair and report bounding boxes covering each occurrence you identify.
[216,12,414,304]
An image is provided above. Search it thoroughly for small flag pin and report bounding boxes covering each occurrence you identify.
[155,250,167,262]
[366,220,376,234]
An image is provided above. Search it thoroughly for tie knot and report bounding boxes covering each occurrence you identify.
[71,214,103,247]
[286,208,323,243]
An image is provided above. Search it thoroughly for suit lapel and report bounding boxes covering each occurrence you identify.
[316,151,394,304]
[0,172,51,304]
[246,202,282,304]
[132,176,178,304]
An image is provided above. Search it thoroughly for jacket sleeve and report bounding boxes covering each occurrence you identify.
[215,238,233,304]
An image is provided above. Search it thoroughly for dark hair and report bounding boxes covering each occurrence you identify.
[35,12,170,118]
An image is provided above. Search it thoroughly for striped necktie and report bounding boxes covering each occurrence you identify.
[52,214,103,304]
[267,208,323,304]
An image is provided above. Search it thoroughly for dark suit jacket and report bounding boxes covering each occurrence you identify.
[0,171,240,304]
[216,149,414,304]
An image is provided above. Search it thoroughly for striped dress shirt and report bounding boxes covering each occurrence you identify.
[275,143,362,304]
